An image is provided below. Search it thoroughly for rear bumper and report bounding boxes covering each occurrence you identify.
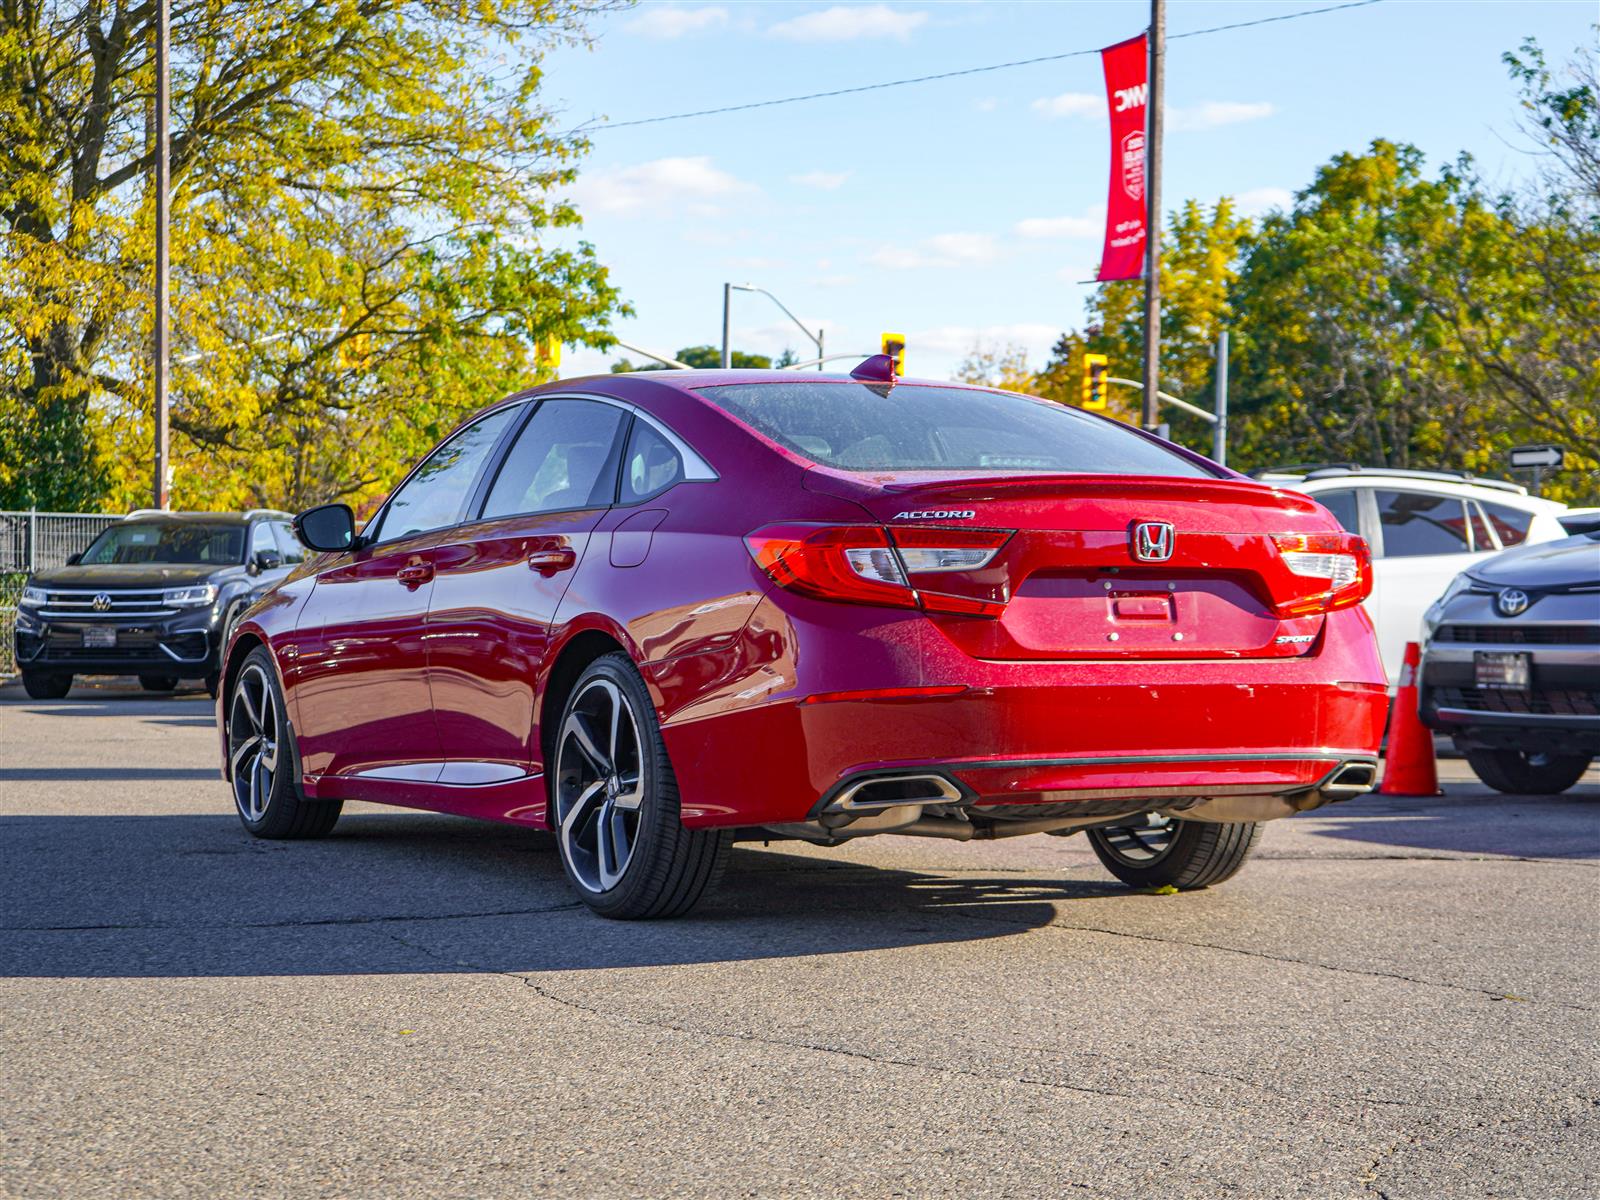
[655,596,1388,828]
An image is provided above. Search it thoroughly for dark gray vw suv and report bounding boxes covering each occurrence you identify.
[12,510,302,699]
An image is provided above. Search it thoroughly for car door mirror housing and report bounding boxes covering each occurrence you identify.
[294,504,359,553]
[253,548,283,572]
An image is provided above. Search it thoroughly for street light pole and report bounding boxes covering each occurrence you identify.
[720,283,732,369]
[1213,329,1229,466]
[725,283,823,370]
[1140,0,1165,432]
[153,0,170,509]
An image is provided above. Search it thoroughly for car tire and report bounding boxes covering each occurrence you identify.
[204,671,222,699]
[551,652,730,919]
[139,674,179,692]
[1087,817,1260,890]
[227,647,341,839]
[21,671,71,700]
[1464,749,1592,796]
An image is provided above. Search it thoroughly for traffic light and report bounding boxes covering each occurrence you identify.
[1081,353,1108,410]
[536,335,561,373]
[881,332,906,377]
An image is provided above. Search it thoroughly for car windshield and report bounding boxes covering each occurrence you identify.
[696,381,1215,477]
[79,522,246,565]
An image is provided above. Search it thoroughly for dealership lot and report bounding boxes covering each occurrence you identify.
[2,681,1596,1199]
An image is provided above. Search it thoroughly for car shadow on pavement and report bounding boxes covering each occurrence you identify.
[0,813,1117,979]
[1301,787,1600,859]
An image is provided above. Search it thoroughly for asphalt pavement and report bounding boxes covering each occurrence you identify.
[2,678,1597,1199]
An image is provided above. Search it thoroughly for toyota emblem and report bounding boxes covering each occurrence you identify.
[92,592,112,613]
[1131,521,1175,563]
[1495,588,1530,617]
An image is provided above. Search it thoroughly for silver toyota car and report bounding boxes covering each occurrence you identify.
[1419,532,1599,794]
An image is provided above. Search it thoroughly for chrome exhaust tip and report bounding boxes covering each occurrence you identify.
[827,773,964,812]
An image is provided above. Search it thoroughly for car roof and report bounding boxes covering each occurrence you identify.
[1281,475,1564,511]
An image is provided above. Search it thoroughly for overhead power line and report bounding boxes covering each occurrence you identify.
[573,0,1384,135]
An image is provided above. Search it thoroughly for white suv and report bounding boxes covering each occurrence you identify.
[1257,467,1577,684]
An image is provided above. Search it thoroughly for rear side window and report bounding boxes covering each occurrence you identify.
[697,382,1215,478]
[1376,490,1470,557]
[1315,489,1361,535]
[1480,500,1534,547]
[621,421,684,503]
[481,399,627,518]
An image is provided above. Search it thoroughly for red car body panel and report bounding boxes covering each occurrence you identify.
[219,370,1386,833]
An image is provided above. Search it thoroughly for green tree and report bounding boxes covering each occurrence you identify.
[0,0,626,512]
[611,345,771,372]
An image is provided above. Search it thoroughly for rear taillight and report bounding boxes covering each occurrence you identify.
[745,524,1012,616]
[1271,532,1372,616]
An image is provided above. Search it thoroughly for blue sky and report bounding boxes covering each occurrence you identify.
[543,1,1597,381]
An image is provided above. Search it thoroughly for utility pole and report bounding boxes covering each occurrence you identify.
[153,0,171,509]
[1140,0,1165,433]
[1213,329,1229,466]
[720,283,732,368]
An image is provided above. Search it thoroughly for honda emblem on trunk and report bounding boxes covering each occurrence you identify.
[1131,521,1174,563]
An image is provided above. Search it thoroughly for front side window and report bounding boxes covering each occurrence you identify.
[249,523,276,559]
[1376,489,1470,557]
[480,399,627,519]
[80,522,245,565]
[621,420,684,504]
[1480,500,1534,548]
[372,406,518,542]
[697,381,1215,478]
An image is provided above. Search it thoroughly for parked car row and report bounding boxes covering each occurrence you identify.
[12,364,1595,916]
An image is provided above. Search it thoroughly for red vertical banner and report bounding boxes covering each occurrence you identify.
[1096,33,1148,282]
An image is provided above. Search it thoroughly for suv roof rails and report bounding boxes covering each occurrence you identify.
[1256,464,1529,496]
[123,508,164,519]
[243,508,293,520]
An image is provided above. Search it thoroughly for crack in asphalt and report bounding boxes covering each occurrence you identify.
[928,907,1596,1013]
[380,928,1284,1119]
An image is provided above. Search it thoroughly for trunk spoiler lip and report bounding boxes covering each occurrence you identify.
[805,467,1324,515]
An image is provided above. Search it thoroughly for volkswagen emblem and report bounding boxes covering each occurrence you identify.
[1495,588,1530,617]
[92,592,112,613]
[1131,521,1174,563]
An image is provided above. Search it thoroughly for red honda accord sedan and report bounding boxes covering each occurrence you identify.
[217,358,1386,917]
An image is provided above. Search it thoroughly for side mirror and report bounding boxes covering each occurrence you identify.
[66,553,81,565]
[253,548,283,572]
[293,503,358,553]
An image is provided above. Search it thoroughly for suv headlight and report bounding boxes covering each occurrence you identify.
[19,585,46,607]
[164,584,218,608]
[1423,573,1474,638]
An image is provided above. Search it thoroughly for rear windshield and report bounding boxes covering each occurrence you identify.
[79,522,245,565]
[697,382,1215,478]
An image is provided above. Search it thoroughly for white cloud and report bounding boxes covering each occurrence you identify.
[1234,186,1293,216]
[911,323,1061,359]
[790,170,850,190]
[869,231,997,270]
[770,5,927,42]
[624,5,728,38]
[1014,206,1105,240]
[570,156,755,215]
[975,97,999,113]
[1031,92,1103,119]
[1168,101,1274,132]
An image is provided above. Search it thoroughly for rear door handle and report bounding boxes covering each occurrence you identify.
[396,562,434,588]
[527,547,577,576]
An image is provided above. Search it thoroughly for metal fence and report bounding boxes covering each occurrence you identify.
[1,510,121,675]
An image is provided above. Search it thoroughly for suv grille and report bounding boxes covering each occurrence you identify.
[1434,686,1600,717]
[1434,623,1600,645]
[38,588,175,619]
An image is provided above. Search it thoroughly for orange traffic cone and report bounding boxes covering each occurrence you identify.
[1380,641,1441,796]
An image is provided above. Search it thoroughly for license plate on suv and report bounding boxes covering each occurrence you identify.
[1475,651,1530,690]
[82,626,116,649]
